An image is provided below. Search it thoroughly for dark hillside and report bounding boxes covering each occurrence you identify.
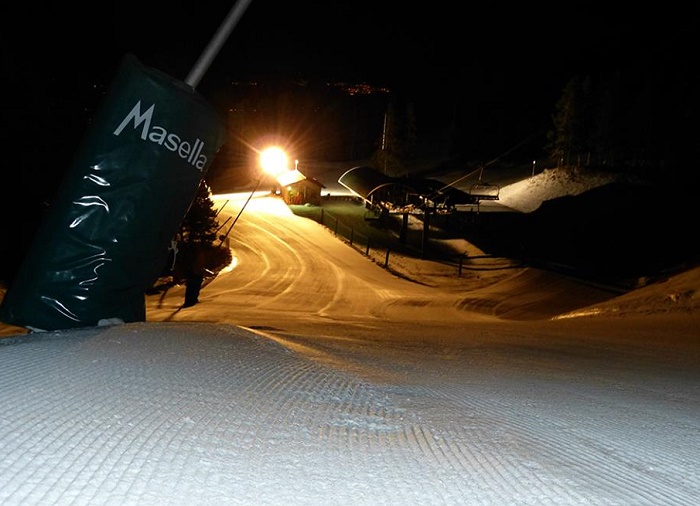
[458,181,698,284]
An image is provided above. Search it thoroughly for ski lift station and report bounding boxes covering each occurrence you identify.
[338,166,500,216]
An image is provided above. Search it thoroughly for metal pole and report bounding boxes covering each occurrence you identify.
[215,215,232,235]
[185,0,254,88]
[217,178,261,246]
[215,200,229,217]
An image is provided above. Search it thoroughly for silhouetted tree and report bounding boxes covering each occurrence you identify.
[372,102,417,176]
[546,76,591,168]
[178,180,219,245]
[546,24,694,180]
[170,180,232,306]
[588,72,621,168]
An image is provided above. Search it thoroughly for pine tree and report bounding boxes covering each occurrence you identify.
[546,76,590,168]
[170,180,232,286]
[179,180,219,245]
[372,103,407,176]
[589,73,620,168]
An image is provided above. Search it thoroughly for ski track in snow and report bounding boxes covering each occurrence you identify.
[260,330,699,505]
[1,319,699,505]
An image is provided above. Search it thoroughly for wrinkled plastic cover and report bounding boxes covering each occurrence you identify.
[0,54,225,331]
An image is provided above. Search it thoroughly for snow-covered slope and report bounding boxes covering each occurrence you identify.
[497,167,621,213]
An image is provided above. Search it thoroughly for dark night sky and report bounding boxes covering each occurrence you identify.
[6,2,690,98]
[1,1,695,191]
[5,2,692,141]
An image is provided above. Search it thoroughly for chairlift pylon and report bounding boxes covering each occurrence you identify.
[469,166,500,200]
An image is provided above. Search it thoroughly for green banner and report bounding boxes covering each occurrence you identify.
[0,54,225,331]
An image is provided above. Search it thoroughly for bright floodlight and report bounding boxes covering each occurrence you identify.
[260,146,289,177]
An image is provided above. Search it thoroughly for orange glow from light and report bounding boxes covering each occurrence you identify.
[260,146,289,177]
[212,193,293,216]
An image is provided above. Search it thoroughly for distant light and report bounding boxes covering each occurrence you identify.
[260,146,289,177]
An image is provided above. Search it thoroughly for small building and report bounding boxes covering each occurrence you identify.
[279,170,326,206]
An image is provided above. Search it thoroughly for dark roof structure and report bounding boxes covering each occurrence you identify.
[338,166,478,213]
[338,166,396,200]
